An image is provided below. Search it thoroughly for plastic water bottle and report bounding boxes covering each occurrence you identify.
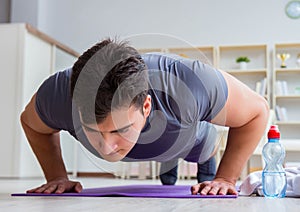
[262,125,287,198]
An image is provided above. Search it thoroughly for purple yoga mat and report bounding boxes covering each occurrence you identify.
[11,185,237,198]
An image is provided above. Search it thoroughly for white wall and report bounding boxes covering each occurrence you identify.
[10,0,39,26]
[10,0,300,53]
[27,0,300,53]
[0,0,10,23]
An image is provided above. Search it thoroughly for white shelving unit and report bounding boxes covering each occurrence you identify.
[217,44,270,101]
[273,43,300,162]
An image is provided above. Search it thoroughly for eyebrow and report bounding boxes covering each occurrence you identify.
[81,123,99,133]
[109,124,133,133]
[81,123,134,133]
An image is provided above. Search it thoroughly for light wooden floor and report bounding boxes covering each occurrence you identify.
[1,177,300,212]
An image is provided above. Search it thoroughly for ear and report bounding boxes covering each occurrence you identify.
[143,95,152,118]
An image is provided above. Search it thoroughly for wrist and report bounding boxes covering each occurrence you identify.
[47,176,69,182]
[213,176,237,185]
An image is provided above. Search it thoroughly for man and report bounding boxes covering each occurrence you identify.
[20,38,269,195]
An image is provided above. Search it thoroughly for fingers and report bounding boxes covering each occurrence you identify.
[55,184,66,194]
[74,182,83,193]
[191,180,238,195]
[26,184,48,193]
[26,187,40,193]
[26,184,59,194]
[26,180,83,194]
[28,184,61,194]
[191,184,200,195]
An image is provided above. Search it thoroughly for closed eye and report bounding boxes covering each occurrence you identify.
[111,124,133,134]
[116,127,129,134]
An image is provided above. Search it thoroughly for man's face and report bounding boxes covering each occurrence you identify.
[81,96,151,162]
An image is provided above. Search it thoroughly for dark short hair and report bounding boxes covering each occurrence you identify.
[70,38,148,124]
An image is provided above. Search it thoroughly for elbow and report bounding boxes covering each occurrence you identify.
[257,96,270,127]
[261,96,270,116]
[20,111,26,128]
[20,110,31,138]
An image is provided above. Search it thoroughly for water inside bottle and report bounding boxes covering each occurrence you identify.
[262,171,287,198]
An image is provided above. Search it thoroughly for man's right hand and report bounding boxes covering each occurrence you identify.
[26,177,83,194]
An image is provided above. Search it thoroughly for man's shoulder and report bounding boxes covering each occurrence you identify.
[43,68,72,90]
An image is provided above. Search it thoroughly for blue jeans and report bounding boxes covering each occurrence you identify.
[159,157,216,185]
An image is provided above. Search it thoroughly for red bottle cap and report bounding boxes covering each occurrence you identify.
[268,125,280,139]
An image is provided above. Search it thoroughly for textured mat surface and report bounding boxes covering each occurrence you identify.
[12,185,238,198]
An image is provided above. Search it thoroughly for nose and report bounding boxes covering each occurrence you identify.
[100,134,119,155]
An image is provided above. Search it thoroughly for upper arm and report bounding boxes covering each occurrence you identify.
[20,93,59,134]
[211,70,269,128]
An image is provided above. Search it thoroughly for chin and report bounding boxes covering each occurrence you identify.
[99,148,131,162]
[102,154,125,162]
[105,157,123,162]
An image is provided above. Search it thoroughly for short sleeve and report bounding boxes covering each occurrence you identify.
[177,59,228,122]
[35,69,74,131]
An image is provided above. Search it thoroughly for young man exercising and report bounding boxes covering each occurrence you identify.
[20,38,269,195]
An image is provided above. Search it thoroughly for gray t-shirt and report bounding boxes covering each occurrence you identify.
[35,53,228,163]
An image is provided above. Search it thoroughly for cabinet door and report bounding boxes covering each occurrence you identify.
[0,24,22,177]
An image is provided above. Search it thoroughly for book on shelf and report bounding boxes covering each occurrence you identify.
[276,80,289,96]
[275,105,288,121]
[255,78,267,96]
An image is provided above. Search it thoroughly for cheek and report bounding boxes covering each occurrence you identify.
[121,131,138,142]
[85,133,102,149]
[119,128,141,144]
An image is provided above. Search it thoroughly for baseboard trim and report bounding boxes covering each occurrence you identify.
[76,172,115,178]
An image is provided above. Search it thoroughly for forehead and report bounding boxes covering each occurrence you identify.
[97,106,140,130]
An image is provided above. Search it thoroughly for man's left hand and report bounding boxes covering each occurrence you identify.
[191,178,238,195]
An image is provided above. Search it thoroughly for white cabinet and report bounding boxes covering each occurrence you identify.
[0,23,79,177]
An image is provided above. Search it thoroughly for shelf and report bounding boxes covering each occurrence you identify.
[138,48,163,54]
[275,95,300,99]
[226,69,267,74]
[275,43,300,49]
[275,68,300,73]
[218,44,268,72]
[219,44,267,51]
[275,121,300,125]
[167,46,214,52]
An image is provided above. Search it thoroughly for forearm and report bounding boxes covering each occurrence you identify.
[216,108,269,184]
[21,118,68,182]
